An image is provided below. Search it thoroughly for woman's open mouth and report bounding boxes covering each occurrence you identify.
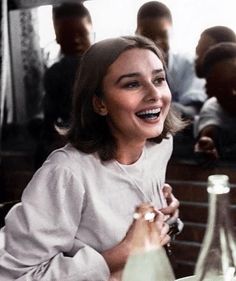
[136,108,161,120]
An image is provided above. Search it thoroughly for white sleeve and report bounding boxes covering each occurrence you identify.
[0,164,110,281]
[196,98,222,135]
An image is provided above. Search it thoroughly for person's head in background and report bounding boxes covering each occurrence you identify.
[195,26,236,78]
[136,1,172,63]
[52,2,93,56]
[201,42,236,115]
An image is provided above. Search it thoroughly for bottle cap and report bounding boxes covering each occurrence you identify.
[207,174,230,194]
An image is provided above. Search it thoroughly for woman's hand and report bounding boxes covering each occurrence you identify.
[154,210,171,246]
[102,205,171,274]
[160,183,184,238]
[160,183,179,224]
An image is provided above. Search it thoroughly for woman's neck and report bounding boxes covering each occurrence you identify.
[115,141,145,165]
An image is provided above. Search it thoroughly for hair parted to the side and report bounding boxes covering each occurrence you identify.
[67,35,184,161]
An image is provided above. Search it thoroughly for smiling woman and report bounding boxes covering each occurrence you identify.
[94,48,171,159]
[1,1,236,280]
[68,36,184,161]
[0,35,184,280]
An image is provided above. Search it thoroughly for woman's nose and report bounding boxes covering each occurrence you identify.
[145,84,161,102]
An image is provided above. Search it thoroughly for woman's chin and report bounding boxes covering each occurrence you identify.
[143,128,164,140]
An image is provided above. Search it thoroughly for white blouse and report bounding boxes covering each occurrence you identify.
[0,137,173,280]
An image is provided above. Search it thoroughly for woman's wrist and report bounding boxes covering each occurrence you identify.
[101,241,130,273]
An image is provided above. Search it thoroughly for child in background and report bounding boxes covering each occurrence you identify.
[195,25,236,79]
[194,42,236,161]
[35,2,93,168]
[136,1,206,120]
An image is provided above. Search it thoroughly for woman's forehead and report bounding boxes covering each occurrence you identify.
[121,47,158,58]
[109,48,162,70]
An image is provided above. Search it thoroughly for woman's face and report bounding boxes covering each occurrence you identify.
[94,48,171,146]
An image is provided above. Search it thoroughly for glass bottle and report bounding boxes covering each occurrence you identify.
[194,174,236,281]
[121,203,175,281]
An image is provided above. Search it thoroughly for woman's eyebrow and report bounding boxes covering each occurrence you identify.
[153,69,165,75]
[115,73,140,84]
[115,68,164,84]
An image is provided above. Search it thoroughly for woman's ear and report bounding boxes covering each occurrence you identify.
[92,95,108,116]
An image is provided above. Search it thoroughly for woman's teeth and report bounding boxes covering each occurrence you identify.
[136,108,161,119]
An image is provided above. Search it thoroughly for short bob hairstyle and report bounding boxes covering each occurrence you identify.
[67,35,184,161]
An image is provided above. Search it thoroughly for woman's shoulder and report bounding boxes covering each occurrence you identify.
[42,144,99,171]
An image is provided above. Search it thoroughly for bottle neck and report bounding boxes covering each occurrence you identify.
[208,192,230,221]
[207,191,233,236]
[194,183,236,280]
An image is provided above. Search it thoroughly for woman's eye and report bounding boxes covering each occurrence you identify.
[153,77,165,85]
[123,81,140,89]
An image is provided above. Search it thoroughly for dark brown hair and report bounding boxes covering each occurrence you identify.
[67,35,184,160]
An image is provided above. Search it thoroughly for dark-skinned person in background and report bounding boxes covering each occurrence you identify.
[195,25,236,79]
[194,42,236,163]
[135,1,207,159]
[136,1,207,120]
[35,2,93,168]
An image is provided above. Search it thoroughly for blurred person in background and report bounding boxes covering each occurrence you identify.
[35,2,93,168]
[193,26,236,163]
[194,42,236,162]
[136,1,206,121]
[136,1,206,159]
[195,25,236,80]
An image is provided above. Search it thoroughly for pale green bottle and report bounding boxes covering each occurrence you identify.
[194,175,236,281]
[121,203,175,281]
